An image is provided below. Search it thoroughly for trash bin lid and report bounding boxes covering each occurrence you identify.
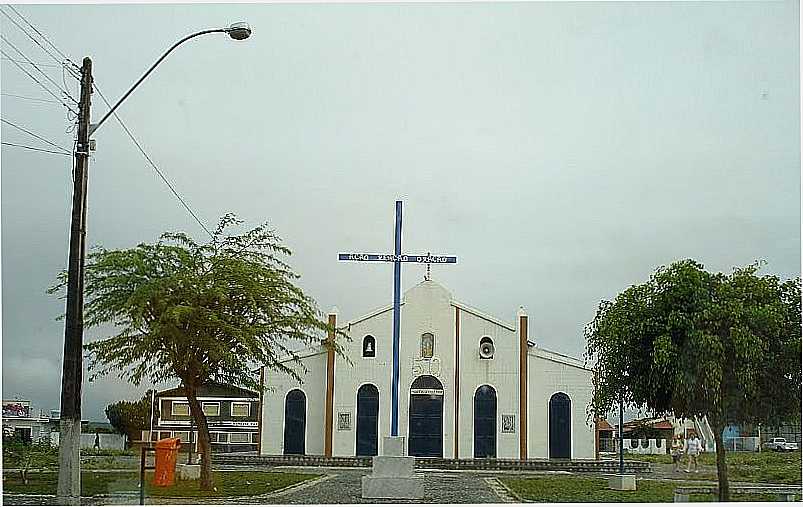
[156,437,182,449]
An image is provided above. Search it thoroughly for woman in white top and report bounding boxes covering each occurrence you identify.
[685,433,702,473]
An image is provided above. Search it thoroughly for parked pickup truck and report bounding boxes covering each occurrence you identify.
[763,438,799,452]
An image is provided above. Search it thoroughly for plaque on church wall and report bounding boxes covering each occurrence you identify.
[502,414,516,433]
[337,412,351,431]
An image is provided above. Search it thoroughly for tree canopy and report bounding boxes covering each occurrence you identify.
[50,214,345,489]
[105,390,159,446]
[585,259,801,500]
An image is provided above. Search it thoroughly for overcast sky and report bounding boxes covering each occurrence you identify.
[2,2,799,421]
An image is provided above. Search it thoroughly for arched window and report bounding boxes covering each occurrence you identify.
[421,332,434,358]
[362,335,376,358]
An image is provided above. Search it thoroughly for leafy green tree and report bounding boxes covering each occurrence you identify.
[49,214,344,490]
[585,260,801,501]
[3,438,58,484]
[105,390,159,447]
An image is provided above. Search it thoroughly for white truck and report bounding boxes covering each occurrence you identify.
[763,437,799,452]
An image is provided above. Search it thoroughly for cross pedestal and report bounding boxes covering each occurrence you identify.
[361,437,423,500]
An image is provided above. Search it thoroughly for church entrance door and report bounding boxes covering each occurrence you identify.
[549,392,571,459]
[473,385,497,458]
[408,375,443,457]
[356,384,379,456]
[283,389,306,455]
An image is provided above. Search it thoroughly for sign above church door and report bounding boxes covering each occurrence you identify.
[412,357,441,377]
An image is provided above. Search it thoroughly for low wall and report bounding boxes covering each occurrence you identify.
[49,431,125,450]
[622,438,667,455]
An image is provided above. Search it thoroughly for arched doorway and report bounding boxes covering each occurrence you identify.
[356,384,379,456]
[408,375,443,457]
[549,392,571,459]
[283,389,306,455]
[473,385,497,458]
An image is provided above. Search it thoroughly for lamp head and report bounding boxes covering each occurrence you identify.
[226,22,252,40]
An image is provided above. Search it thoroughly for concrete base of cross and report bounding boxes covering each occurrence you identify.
[361,437,424,499]
[608,474,636,491]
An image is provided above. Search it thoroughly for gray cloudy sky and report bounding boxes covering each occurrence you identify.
[2,2,799,421]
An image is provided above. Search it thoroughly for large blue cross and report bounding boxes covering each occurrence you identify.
[338,200,457,437]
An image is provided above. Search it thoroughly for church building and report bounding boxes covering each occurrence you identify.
[259,279,594,459]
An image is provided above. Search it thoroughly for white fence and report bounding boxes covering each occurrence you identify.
[600,438,668,455]
[723,436,760,452]
[49,432,125,450]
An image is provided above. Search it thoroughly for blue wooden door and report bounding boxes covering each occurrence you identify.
[283,390,306,455]
[549,392,571,459]
[408,375,443,457]
[356,384,379,456]
[473,385,497,458]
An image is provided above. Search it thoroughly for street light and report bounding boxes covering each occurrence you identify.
[57,23,251,505]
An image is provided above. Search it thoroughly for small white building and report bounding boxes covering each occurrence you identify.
[260,279,594,459]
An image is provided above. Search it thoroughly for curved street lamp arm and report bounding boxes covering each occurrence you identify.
[90,28,226,135]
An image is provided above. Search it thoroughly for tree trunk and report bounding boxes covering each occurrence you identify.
[185,387,213,491]
[712,423,730,502]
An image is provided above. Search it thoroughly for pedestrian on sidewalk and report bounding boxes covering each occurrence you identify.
[685,432,701,473]
[670,435,684,472]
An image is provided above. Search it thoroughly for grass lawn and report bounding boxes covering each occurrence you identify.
[623,451,801,484]
[500,475,801,503]
[3,470,317,497]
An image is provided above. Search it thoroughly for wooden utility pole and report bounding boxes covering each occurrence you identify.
[57,56,92,505]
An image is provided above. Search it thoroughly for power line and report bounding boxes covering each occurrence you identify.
[5,4,78,71]
[0,49,77,114]
[1,118,71,154]
[2,141,71,156]
[1,92,61,104]
[1,56,63,68]
[1,34,76,102]
[0,6,76,76]
[93,84,214,239]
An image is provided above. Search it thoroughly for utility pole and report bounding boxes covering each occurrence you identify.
[57,56,92,505]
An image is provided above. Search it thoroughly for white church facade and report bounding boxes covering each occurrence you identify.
[260,279,594,459]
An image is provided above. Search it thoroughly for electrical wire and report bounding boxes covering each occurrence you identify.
[1,92,61,104]
[1,118,71,154]
[93,84,214,239]
[5,4,80,76]
[1,34,76,102]
[0,49,77,114]
[1,56,62,68]
[2,141,71,156]
[0,6,75,74]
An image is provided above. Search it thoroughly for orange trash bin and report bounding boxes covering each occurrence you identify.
[153,437,181,486]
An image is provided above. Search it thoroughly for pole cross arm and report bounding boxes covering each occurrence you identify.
[89,22,251,136]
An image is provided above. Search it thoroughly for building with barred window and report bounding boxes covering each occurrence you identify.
[149,383,259,453]
[260,279,594,459]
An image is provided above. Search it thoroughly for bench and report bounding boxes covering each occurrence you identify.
[673,485,801,502]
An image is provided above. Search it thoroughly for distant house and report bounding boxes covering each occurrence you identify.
[147,383,260,453]
[2,400,56,443]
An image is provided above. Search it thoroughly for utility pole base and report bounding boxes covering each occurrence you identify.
[56,418,82,505]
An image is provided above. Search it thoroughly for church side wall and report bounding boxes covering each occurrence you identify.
[331,309,394,457]
[528,354,595,459]
[260,352,327,455]
[456,309,519,459]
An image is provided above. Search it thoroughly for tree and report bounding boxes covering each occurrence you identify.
[105,390,159,447]
[585,259,801,501]
[49,214,345,490]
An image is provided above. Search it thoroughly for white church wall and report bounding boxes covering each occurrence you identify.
[456,307,520,459]
[398,281,456,458]
[260,351,328,455]
[528,353,595,459]
[332,307,394,456]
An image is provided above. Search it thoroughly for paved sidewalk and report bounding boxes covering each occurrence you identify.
[3,468,509,505]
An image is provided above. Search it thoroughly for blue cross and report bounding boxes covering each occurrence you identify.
[338,200,457,437]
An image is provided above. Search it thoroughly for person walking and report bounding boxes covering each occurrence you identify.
[671,435,684,473]
[685,432,701,473]
[93,430,101,451]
